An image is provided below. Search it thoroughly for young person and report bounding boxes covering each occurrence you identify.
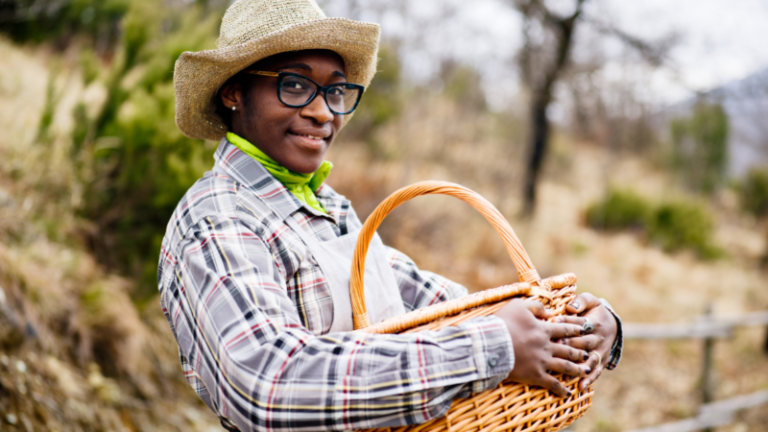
[161,0,622,430]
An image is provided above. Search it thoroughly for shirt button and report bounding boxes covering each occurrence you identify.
[488,355,499,367]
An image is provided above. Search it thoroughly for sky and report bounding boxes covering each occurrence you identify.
[601,0,768,100]
[321,0,768,107]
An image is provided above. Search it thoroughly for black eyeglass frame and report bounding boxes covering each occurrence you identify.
[246,70,365,115]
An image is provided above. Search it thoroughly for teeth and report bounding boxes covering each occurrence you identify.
[294,133,324,140]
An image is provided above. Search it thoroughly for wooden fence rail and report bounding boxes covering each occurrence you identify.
[624,310,768,340]
[620,308,768,432]
[625,389,768,432]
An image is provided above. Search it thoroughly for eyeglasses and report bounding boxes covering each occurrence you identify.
[246,70,365,115]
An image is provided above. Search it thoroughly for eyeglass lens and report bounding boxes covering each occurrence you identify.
[279,74,360,114]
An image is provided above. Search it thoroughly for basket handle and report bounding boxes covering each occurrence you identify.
[350,181,541,329]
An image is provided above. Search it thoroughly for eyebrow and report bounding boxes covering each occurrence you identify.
[277,62,347,80]
[278,62,312,72]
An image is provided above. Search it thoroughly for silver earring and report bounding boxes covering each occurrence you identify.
[232,106,237,111]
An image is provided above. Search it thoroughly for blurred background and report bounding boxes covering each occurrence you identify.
[0,0,767,430]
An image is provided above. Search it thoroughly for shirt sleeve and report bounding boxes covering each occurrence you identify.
[161,214,513,432]
[600,299,623,370]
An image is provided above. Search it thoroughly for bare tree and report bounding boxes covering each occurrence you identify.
[511,0,674,215]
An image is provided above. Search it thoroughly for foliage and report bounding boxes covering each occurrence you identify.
[669,101,730,194]
[0,0,130,47]
[646,201,721,259]
[36,60,61,144]
[342,44,402,142]
[586,188,651,231]
[737,166,768,219]
[65,1,223,300]
[587,189,721,259]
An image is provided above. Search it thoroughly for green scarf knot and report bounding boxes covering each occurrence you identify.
[227,132,332,214]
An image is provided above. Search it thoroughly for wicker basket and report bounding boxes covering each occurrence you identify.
[350,181,592,432]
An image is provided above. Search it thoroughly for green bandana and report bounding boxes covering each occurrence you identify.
[227,132,333,214]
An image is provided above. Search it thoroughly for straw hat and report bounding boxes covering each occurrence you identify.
[174,0,381,141]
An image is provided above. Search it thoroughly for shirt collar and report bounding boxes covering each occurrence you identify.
[213,138,342,222]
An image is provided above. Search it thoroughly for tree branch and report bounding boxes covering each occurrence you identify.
[587,17,679,67]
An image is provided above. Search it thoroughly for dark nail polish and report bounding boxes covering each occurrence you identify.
[582,353,589,361]
[585,368,592,374]
[569,301,580,310]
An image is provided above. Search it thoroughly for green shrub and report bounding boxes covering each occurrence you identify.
[586,189,722,259]
[586,189,651,231]
[738,166,768,219]
[647,201,721,259]
[0,0,130,47]
[65,2,224,300]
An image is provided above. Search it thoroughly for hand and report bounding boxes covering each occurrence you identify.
[555,293,618,390]
[493,299,592,398]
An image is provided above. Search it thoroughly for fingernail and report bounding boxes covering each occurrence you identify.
[582,353,589,361]
[569,301,580,310]
[585,368,592,374]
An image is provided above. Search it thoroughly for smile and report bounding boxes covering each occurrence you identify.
[289,132,327,141]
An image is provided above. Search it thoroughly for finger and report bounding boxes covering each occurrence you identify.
[551,344,590,363]
[566,293,601,315]
[540,374,572,398]
[553,315,588,326]
[524,301,552,320]
[547,322,586,339]
[587,350,604,371]
[579,363,604,391]
[546,358,591,378]
[562,334,602,351]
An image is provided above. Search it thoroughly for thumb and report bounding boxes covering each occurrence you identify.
[524,301,552,320]
[566,293,600,315]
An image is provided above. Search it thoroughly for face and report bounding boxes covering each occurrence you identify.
[221,50,347,174]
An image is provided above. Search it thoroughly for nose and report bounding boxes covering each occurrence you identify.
[299,91,335,124]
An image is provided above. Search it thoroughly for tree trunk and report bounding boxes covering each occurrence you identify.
[515,0,584,216]
[523,99,550,216]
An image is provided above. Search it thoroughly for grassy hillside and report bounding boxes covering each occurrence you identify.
[1,34,767,432]
[0,37,221,432]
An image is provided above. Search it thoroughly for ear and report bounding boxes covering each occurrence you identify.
[220,81,243,110]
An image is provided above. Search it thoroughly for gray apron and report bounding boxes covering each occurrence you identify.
[285,217,406,333]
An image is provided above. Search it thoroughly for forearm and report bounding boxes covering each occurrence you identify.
[187,316,512,431]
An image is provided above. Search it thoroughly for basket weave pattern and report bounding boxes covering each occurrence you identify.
[349,182,592,432]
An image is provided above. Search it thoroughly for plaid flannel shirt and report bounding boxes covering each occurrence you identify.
[158,138,622,431]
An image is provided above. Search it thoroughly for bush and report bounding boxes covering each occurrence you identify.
[647,201,721,259]
[586,189,721,259]
[63,2,224,300]
[586,189,651,231]
[0,0,130,48]
[738,166,768,219]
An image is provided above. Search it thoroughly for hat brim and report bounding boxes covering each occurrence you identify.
[174,17,380,141]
